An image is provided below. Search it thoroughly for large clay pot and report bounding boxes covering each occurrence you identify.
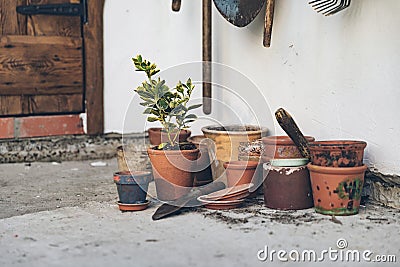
[147,147,199,201]
[308,140,367,167]
[187,135,213,186]
[113,171,152,204]
[223,161,258,187]
[202,125,268,182]
[262,135,315,161]
[148,127,191,146]
[263,164,313,210]
[307,163,367,216]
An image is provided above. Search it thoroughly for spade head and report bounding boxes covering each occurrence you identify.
[213,0,265,27]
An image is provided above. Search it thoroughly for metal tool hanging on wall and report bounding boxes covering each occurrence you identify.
[171,0,212,114]
[308,0,351,16]
[213,0,275,48]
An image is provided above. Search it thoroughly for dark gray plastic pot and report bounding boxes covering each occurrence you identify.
[113,171,152,204]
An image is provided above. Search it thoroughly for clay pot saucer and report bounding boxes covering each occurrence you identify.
[117,200,150,212]
[197,196,245,210]
[203,183,253,201]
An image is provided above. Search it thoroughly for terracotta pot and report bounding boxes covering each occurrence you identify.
[263,164,313,210]
[148,127,191,146]
[187,135,213,186]
[308,140,367,167]
[147,147,199,201]
[307,163,367,216]
[262,135,315,161]
[238,140,264,196]
[223,161,258,187]
[113,171,152,204]
[202,125,268,181]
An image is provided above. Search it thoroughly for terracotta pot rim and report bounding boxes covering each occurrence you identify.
[263,163,307,171]
[187,135,206,145]
[114,171,152,177]
[201,125,268,135]
[223,160,259,169]
[148,127,190,133]
[309,140,367,149]
[147,147,199,155]
[307,163,367,174]
[262,135,315,145]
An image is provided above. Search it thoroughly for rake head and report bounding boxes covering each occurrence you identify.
[309,0,351,16]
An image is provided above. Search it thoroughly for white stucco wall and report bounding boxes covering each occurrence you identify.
[104,0,400,175]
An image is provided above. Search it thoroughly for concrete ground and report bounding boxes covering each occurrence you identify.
[0,159,399,267]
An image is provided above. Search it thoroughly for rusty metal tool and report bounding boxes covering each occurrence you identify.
[152,181,225,220]
[275,108,311,159]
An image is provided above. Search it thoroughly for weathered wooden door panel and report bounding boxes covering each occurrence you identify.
[26,0,82,37]
[0,0,84,116]
[0,0,27,35]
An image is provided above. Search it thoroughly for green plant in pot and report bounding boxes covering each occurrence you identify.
[133,55,202,201]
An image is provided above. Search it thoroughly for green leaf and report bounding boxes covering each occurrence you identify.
[147,117,159,122]
[143,108,153,114]
[188,104,202,110]
[185,114,197,119]
[139,101,153,107]
[157,99,169,110]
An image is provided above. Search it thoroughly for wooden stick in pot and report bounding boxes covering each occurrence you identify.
[275,108,311,159]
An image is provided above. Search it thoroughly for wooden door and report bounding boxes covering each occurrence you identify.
[0,0,104,135]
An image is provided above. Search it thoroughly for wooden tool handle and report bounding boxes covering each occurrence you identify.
[275,108,311,159]
[172,0,181,12]
[263,0,275,47]
[203,0,212,114]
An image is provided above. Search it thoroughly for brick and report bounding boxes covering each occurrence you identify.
[0,118,15,139]
[16,115,84,138]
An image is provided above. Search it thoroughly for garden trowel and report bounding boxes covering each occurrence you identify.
[213,0,265,27]
[152,181,225,220]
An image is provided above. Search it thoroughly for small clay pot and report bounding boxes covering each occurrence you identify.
[307,163,367,216]
[308,140,367,167]
[262,135,315,161]
[202,125,268,181]
[148,127,191,146]
[187,135,213,186]
[223,161,258,187]
[263,164,313,210]
[113,171,152,204]
[147,147,199,201]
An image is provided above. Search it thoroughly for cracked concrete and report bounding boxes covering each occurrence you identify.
[0,159,399,266]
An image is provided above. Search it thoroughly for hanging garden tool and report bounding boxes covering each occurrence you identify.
[172,0,212,114]
[308,0,351,16]
[203,0,212,114]
[213,0,265,27]
[263,0,275,47]
[172,0,181,12]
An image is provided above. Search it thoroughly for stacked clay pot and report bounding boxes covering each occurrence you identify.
[261,136,314,210]
[307,141,367,216]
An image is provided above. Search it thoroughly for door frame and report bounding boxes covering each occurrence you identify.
[84,0,104,135]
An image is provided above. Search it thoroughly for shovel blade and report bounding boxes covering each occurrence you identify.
[213,0,265,27]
